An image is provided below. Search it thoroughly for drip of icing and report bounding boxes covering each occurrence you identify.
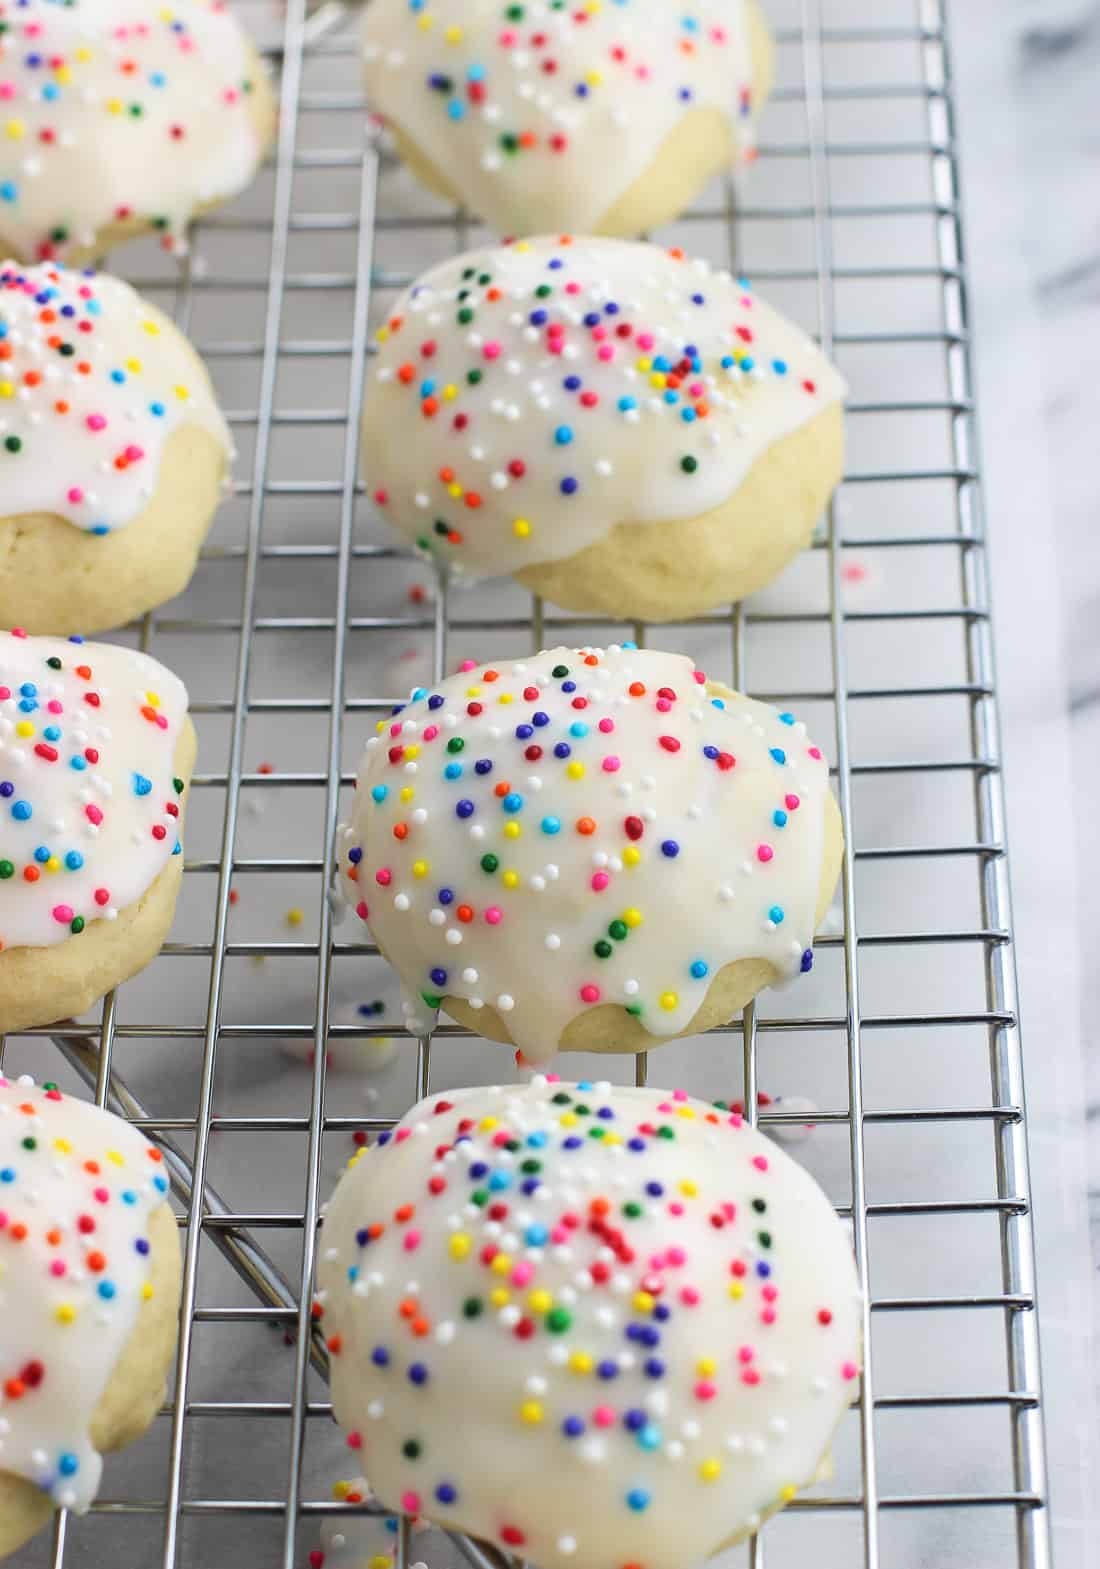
[337,645,830,1064]
[0,0,266,262]
[361,0,759,235]
[0,1075,169,1512]
[316,1077,863,1569]
[0,629,189,951]
[0,261,230,534]
[363,237,846,581]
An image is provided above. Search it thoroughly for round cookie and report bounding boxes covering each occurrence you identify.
[316,1077,862,1569]
[363,238,846,622]
[0,0,276,266]
[0,629,195,1035]
[0,262,233,635]
[0,1075,182,1558]
[337,645,842,1065]
[362,0,774,237]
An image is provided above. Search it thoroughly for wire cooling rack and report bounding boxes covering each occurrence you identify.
[0,0,1054,1566]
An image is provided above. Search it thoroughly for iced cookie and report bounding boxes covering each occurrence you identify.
[0,1075,182,1558]
[338,645,842,1065]
[316,1077,862,1569]
[0,262,233,634]
[0,0,276,265]
[0,630,195,1035]
[362,0,773,237]
[363,237,846,622]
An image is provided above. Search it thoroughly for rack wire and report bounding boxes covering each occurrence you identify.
[1,0,1053,1565]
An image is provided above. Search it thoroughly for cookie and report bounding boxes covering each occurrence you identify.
[338,645,842,1066]
[0,629,195,1035]
[0,1075,182,1558]
[363,237,846,622]
[0,262,233,635]
[362,0,773,236]
[0,0,275,266]
[316,1077,862,1569]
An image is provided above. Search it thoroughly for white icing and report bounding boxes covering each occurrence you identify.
[0,630,189,950]
[0,1076,170,1512]
[0,0,267,261]
[317,1078,862,1569]
[363,237,846,581]
[337,646,832,1065]
[362,0,759,234]
[0,261,230,534]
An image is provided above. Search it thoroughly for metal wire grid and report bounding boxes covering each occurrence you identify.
[0,0,1053,1565]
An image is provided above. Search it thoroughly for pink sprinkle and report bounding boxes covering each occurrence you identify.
[680,1286,700,1306]
[47,700,62,714]
[0,1212,7,1229]
[11,628,26,638]
[0,83,13,100]
[67,486,84,504]
[373,488,389,505]
[423,725,439,742]
[401,1492,420,1514]
[785,793,801,811]
[738,1346,755,1364]
[579,984,601,1004]
[597,344,615,361]
[842,1361,859,1381]
[85,804,103,827]
[482,341,502,360]
[728,1112,744,1129]
[355,900,369,921]
[761,1307,777,1325]
[375,868,391,886]
[592,1406,615,1428]
[752,1154,769,1171]
[656,698,672,713]
[601,755,620,772]
[85,413,107,432]
[694,1380,717,1400]
[668,1201,684,1217]
[124,444,143,462]
[459,659,477,672]
[742,1368,761,1386]
[550,1225,569,1244]
[808,746,823,760]
[50,1259,66,1277]
[403,1229,421,1252]
[757,844,774,863]
[591,872,609,892]
[394,1128,411,1143]
[637,333,655,351]
[389,722,403,737]
[52,904,73,923]
[598,718,615,734]
[93,1186,109,1203]
[667,1246,687,1267]
[485,906,502,925]
[511,1261,534,1287]
[93,888,110,906]
[346,1431,362,1450]
[693,670,706,684]
[762,1284,778,1302]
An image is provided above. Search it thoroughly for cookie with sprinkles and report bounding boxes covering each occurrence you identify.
[337,645,842,1064]
[362,0,773,237]
[0,629,195,1034]
[316,1077,862,1569]
[0,261,233,634]
[363,237,846,621]
[0,0,275,265]
[0,1075,182,1557]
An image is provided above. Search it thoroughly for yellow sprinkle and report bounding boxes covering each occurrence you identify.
[566,761,585,780]
[142,319,161,336]
[0,381,13,398]
[728,1280,745,1300]
[490,1253,512,1276]
[515,240,531,253]
[660,991,679,1011]
[286,908,304,927]
[512,518,531,538]
[679,1179,698,1197]
[106,98,123,115]
[106,1151,124,1167]
[376,325,390,343]
[479,1116,498,1131]
[174,386,189,403]
[637,357,653,373]
[126,357,142,373]
[416,11,433,30]
[443,384,458,401]
[45,856,60,874]
[503,822,520,840]
[412,860,429,879]
[633,1291,655,1314]
[54,65,71,84]
[466,686,482,698]
[75,45,92,62]
[650,373,668,390]
[780,1484,797,1503]
[403,744,420,760]
[15,720,34,738]
[54,1138,71,1155]
[697,1357,717,1377]
[677,1106,696,1119]
[623,908,642,927]
[585,69,602,86]
[489,1286,510,1308]
[502,869,520,889]
[399,786,415,803]
[559,1113,578,1128]
[520,1401,543,1425]
[55,1304,76,1325]
[142,1283,154,1301]
[448,483,463,499]
[444,24,464,43]
[528,1289,553,1315]
[5,119,24,140]
[569,1351,593,1374]
[375,719,386,735]
[498,693,513,705]
[333,1481,351,1501]
[449,1234,471,1260]
[622,845,641,866]
[699,1459,722,1483]
[370,1558,391,1569]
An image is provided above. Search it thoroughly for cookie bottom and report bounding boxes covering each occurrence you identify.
[437,681,843,1057]
[386,0,774,237]
[0,717,196,1035]
[0,424,227,636]
[0,48,277,269]
[516,401,845,623]
[0,1201,183,1559]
